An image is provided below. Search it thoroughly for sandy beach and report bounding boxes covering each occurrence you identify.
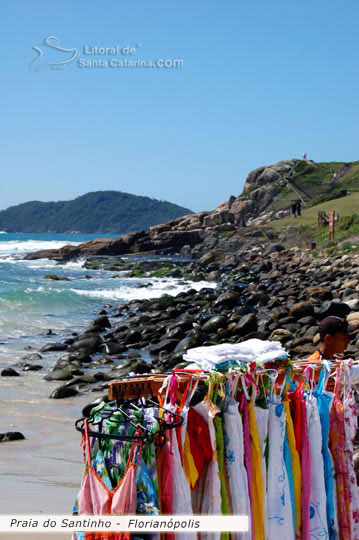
[0,376,92,540]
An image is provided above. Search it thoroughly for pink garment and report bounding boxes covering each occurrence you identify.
[239,392,253,540]
[159,426,174,540]
[288,384,310,540]
[78,420,138,540]
[300,396,311,540]
[343,363,359,539]
[191,396,221,540]
[329,366,352,540]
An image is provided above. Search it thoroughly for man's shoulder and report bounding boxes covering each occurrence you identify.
[306,350,321,363]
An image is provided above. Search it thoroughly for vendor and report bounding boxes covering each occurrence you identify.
[307,315,359,363]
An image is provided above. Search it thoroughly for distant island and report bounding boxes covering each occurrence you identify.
[0,191,193,233]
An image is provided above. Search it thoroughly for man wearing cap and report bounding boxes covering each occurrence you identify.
[307,316,358,363]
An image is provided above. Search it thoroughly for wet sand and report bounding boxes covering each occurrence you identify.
[0,374,94,540]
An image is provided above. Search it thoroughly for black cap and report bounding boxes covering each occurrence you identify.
[319,316,359,340]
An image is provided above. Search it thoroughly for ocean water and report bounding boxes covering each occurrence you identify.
[0,233,213,526]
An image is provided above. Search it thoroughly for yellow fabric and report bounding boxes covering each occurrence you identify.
[248,401,265,540]
[183,432,199,488]
[283,399,302,539]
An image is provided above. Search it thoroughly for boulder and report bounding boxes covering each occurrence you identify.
[43,369,73,382]
[1,368,20,376]
[344,298,359,311]
[50,385,79,399]
[202,315,228,333]
[149,339,179,355]
[174,337,197,354]
[40,342,68,352]
[0,432,25,442]
[214,291,240,308]
[232,314,257,336]
[306,286,332,301]
[23,364,43,371]
[269,329,294,342]
[44,274,71,281]
[290,301,314,319]
[317,300,351,320]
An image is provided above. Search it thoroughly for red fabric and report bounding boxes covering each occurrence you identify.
[288,385,311,540]
[186,407,212,481]
[160,439,175,540]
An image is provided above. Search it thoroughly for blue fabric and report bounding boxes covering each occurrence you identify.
[136,458,160,515]
[315,368,338,540]
[283,431,296,536]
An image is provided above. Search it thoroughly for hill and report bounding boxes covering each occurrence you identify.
[227,159,359,226]
[0,191,193,234]
[23,158,359,261]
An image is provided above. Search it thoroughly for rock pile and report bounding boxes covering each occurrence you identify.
[11,247,359,399]
[24,160,302,262]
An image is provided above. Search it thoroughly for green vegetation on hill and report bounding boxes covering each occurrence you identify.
[263,160,359,213]
[271,192,359,228]
[0,191,193,233]
[269,192,359,252]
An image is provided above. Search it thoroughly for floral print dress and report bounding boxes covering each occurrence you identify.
[343,363,359,539]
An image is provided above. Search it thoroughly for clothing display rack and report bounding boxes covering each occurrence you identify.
[73,356,359,540]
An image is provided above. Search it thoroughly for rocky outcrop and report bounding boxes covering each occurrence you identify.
[25,158,346,262]
[27,248,359,400]
[25,228,205,261]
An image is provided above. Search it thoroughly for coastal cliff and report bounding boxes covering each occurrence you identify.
[25,159,359,261]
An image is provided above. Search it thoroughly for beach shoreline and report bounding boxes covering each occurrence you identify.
[2,244,359,525]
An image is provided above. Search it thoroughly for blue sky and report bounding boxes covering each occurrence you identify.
[1,0,358,212]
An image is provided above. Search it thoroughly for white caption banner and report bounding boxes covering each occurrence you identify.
[0,515,248,533]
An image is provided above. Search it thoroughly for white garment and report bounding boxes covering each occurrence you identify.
[266,400,295,540]
[192,398,222,540]
[223,399,251,540]
[170,421,197,540]
[184,339,288,371]
[306,395,329,538]
[255,405,269,540]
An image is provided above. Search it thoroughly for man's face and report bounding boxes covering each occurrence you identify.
[324,331,350,354]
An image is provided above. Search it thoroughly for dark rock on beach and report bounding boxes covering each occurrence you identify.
[0,432,26,442]
[1,368,20,376]
[50,385,79,399]
[18,230,359,402]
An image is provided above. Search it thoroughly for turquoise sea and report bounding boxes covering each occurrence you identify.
[0,233,211,525]
[0,233,208,367]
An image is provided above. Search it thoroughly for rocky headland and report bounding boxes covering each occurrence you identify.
[8,158,359,401]
[5,246,359,402]
[24,158,358,262]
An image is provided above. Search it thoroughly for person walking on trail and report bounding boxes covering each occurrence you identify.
[296,200,302,217]
[291,201,297,218]
[303,152,307,160]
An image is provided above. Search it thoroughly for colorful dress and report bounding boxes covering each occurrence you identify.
[314,367,338,540]
[192,396,222,540]
[254,404,269,540]
[223,398,251,540]
[329,366,351,540]
[343,363,359,539]
[248,400,265,540]
[266,398,295,540]
[240,392,254,539]
[288,384,311,540]
[305,393,329,538]
[282,399,301,540]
